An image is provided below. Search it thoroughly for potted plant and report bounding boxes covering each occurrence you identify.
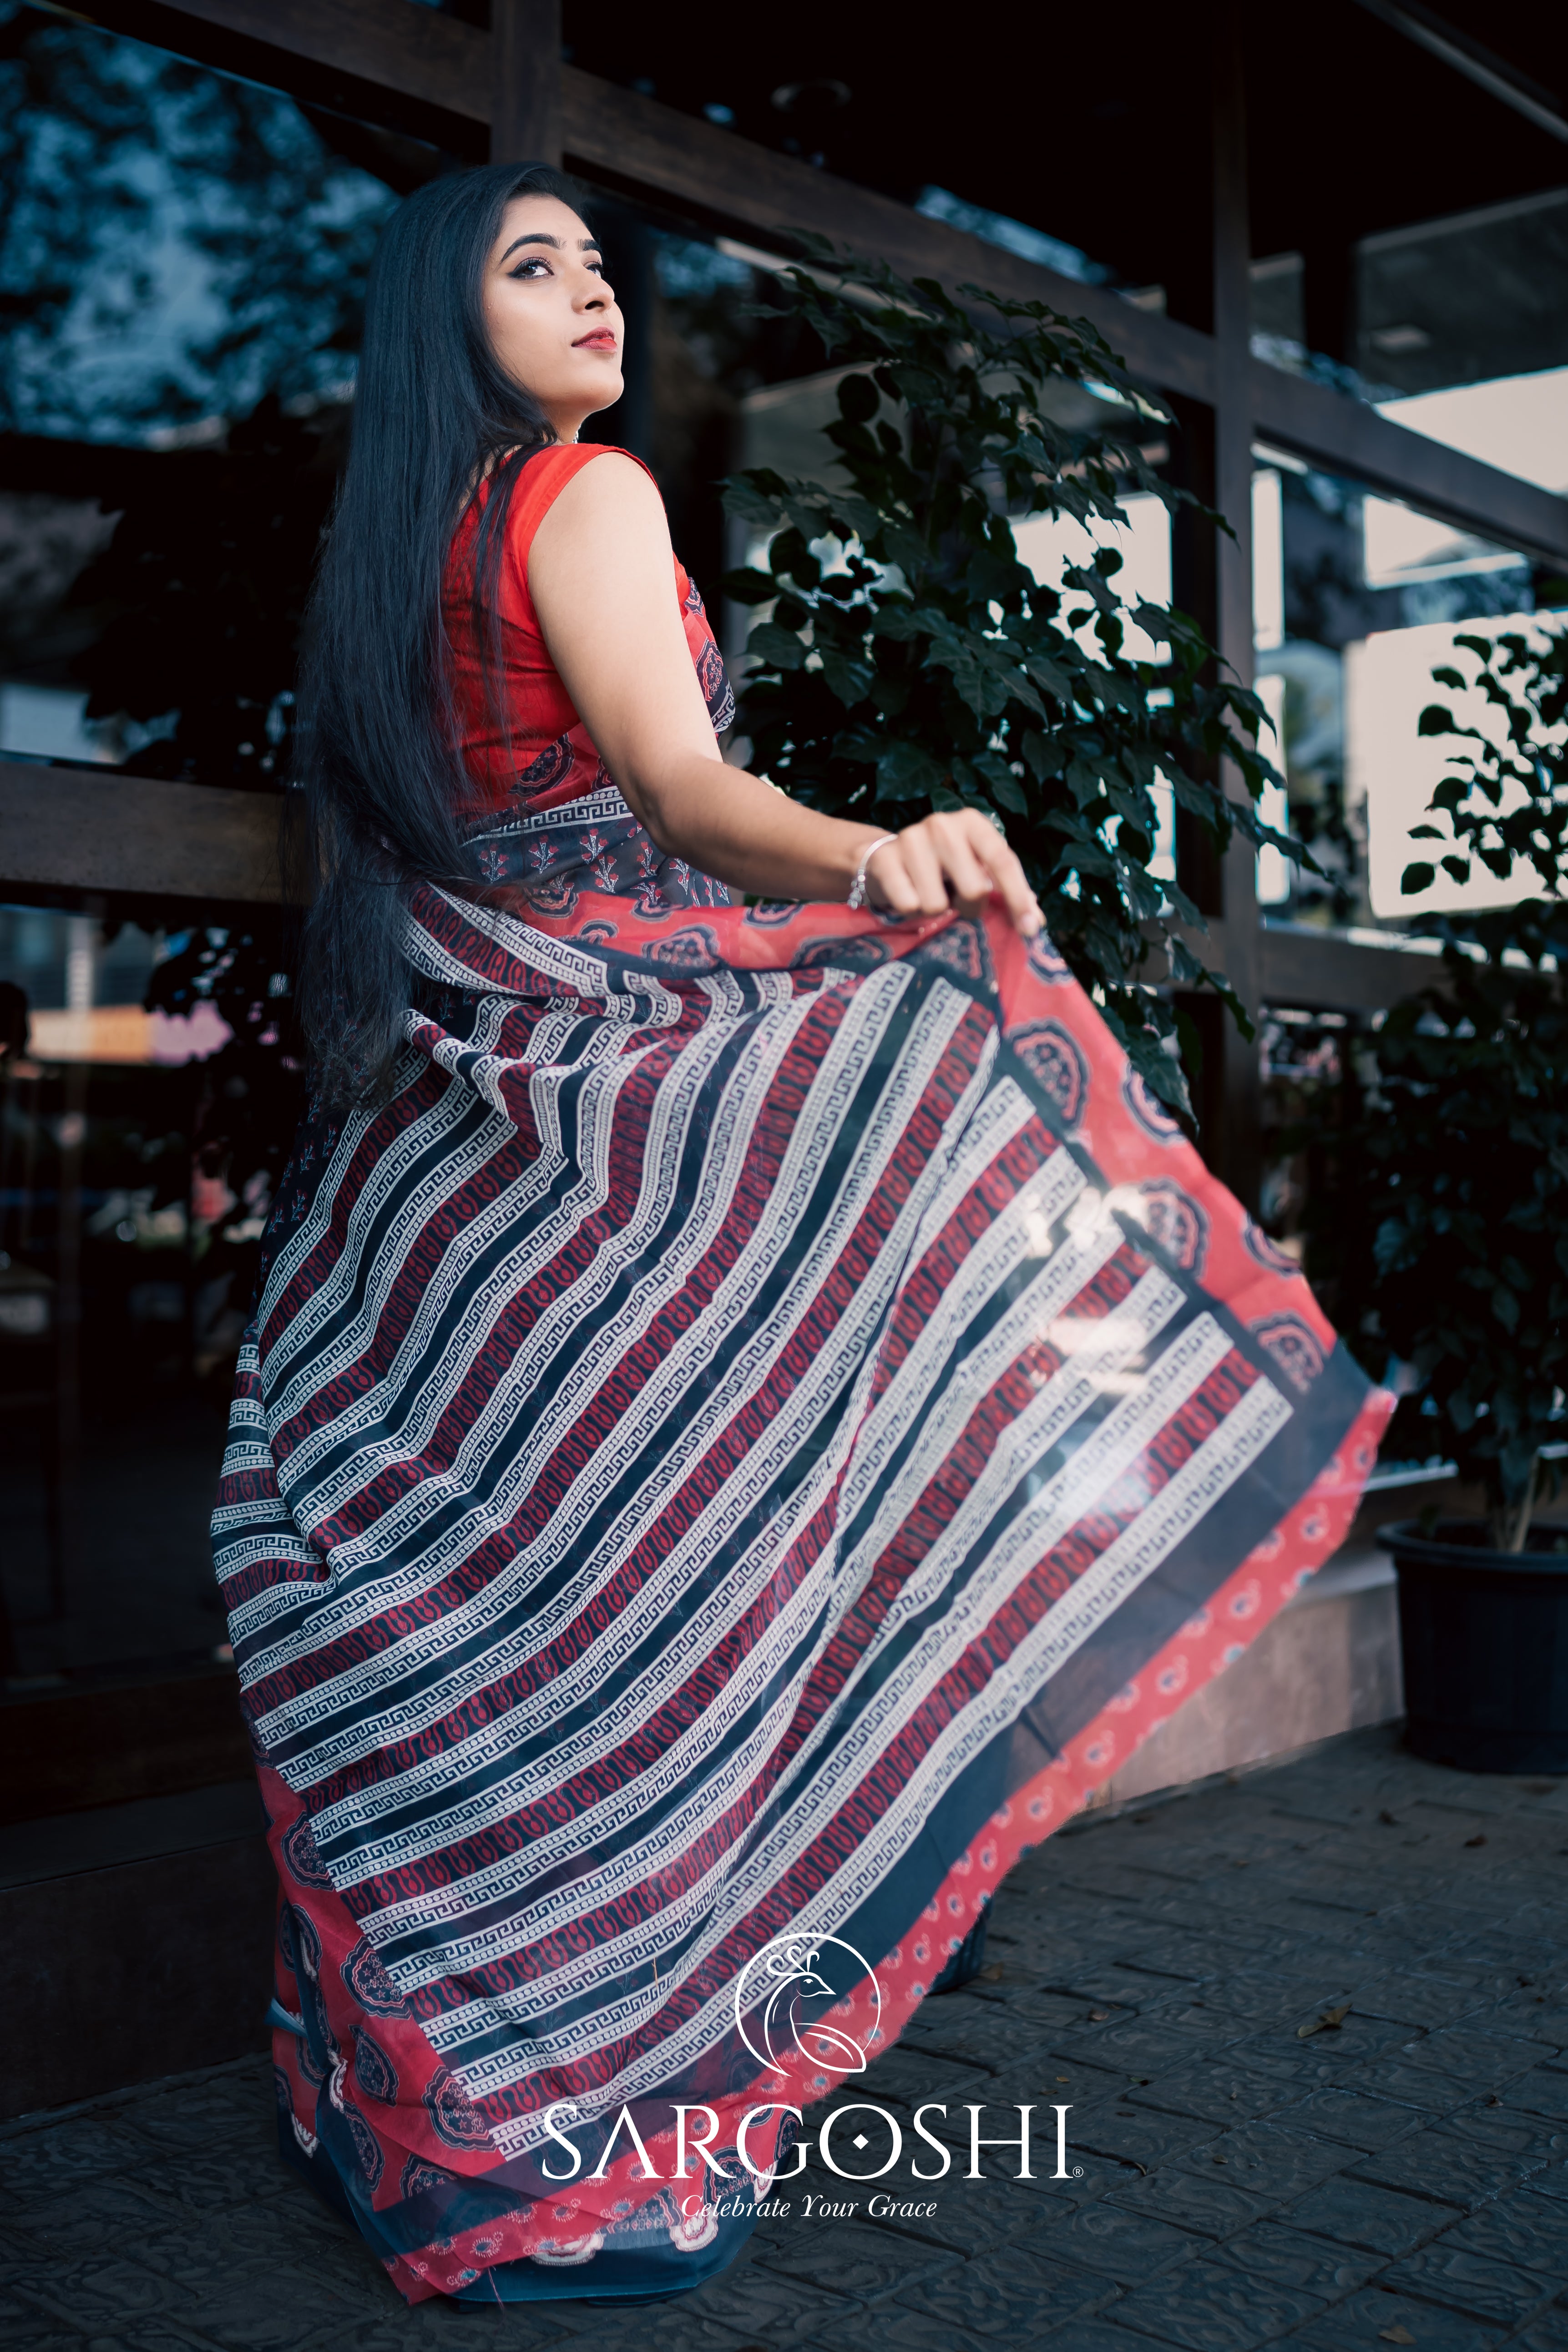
[1314,620,1568,1770]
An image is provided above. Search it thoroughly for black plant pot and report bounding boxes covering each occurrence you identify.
[1379,1518,1568,1774]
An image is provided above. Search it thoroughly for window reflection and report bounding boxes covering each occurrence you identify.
[0,906,295,1682]
[0,2,387,1690]
[0,15,394,443]
[1250,191,1568,496]
[1249,449,1562,933]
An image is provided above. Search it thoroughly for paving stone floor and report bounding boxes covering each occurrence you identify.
[11,1724,1568,2351]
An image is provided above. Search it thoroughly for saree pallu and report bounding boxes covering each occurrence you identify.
[215,885,1390,2304]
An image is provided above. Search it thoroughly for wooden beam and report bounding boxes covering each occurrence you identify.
[491,0,561,169]
[1163,916,1450,1015]
[553,77,1219,405]
[84,0,488,124]
[0,768,280,905]
[0,1673,252,1826]
[0,769,1462,1017]
[1252,359,1568,566]
[1259,923,1443,1013]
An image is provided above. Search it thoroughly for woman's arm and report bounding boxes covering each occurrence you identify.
[527,452,1042,936]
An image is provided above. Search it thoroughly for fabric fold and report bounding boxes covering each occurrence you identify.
[217,885,1388,2301]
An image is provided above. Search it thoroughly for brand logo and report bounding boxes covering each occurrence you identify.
[733,1933,881,2077]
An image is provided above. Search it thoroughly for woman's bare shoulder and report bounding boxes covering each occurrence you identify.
[548,446,663,516]
[528,447,672,583]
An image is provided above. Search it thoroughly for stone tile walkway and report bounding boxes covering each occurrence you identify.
[10,1724,1568,2350]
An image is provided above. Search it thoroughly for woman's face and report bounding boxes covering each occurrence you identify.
[481,194,623,442]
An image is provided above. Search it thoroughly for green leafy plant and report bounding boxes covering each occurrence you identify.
[720,235,1298,1113]
[1403,623,1568,903]
[1306,621,1568,1550]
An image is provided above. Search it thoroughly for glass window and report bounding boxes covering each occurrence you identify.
[0,4,410,1692]
[1347,606,1567,922]
[1248,447,1561,934]
[0,27,862,1693]
[1359,193,1568,494]
[1258,1006,1350,1270]
[912,187,1116,289]
[1251,194,1568,496]
[2,908,237,1680]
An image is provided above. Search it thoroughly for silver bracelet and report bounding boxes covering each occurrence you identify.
[846,834,897,911]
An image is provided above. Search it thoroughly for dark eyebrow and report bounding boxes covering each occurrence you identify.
[498,232,603,263]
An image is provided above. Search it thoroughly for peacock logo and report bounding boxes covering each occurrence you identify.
[733,1933,881,2078]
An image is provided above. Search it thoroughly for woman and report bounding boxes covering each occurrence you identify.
[217,163,1389,2306]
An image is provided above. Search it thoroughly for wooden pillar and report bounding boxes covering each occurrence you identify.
[1172,2,1261,1208]
[491,0,563,167]
[1209,0,1262,1214]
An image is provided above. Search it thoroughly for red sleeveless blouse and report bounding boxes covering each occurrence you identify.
[441,443,734,914]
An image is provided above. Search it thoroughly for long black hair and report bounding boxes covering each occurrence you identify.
[291,161,592,1108]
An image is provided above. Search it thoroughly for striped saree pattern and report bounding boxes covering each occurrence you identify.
[215,884,1390,2301]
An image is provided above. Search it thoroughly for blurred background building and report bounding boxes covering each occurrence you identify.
[1,0,1563,2109]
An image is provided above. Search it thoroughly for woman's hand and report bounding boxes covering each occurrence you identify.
[865,810,1043,939]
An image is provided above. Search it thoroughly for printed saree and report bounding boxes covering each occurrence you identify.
[215,882,1390,2302]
